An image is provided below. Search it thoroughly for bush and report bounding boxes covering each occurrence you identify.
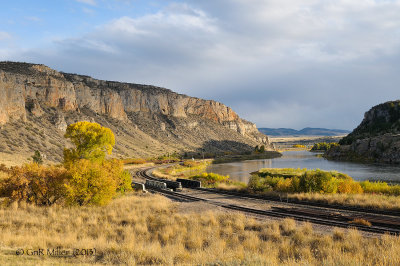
[292,144,306,148]
[191,172,230,187]
[32,150,43,164]
[299,170,335,193]
[311,142,339,151]
[337,179,363,194]
[360,181,400,196]
[0,163,68,205]
[65,159,132,206]
[248,175,272,192]
[250,168,371,195]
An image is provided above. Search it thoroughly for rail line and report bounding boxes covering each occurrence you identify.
[134,167,400,235]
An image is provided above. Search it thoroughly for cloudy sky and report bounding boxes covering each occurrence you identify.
[1,0,399,130]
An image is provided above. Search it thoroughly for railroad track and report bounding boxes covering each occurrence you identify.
[133,167,400,235]
[192,187,400,217]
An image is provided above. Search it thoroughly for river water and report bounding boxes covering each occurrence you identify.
[205,150,400,183]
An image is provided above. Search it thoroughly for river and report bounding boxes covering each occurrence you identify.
[205,150,400,183]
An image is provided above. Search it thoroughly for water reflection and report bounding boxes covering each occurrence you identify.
[206,150,400,183]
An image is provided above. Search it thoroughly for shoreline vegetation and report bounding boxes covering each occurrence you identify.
[248,168,400,211]
[155,164,400,211]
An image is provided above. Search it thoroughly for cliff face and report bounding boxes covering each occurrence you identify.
[326,101,400,164]
[0,62,273,161]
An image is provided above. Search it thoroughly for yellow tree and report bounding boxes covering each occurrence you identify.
[62,121,131,205]
[64,121,115,164]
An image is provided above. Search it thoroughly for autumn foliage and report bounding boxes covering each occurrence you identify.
[0,122,132,206]
[0,164,68,205]
[64,121,115,163]
[65,159,131,206]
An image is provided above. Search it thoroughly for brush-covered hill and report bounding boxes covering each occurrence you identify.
[326,100,400,164]
[0,62,275,164]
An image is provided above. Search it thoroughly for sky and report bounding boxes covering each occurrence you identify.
[1,0,400,130]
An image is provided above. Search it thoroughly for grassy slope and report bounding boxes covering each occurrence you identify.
[0,193,400,265]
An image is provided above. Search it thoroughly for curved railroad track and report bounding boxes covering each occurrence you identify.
[134,167,400,235]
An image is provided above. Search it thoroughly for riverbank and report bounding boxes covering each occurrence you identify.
[205,150,400,183]
[211,151,282,164]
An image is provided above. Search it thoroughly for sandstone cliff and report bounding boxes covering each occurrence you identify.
[326,100,400,164]
[0,62,274,162]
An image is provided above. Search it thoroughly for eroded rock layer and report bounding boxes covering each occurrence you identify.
[0,62,274,161]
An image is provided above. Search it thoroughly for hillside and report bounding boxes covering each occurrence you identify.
[339,101,400,145]
[258,127,350,136]
[0,62,274,164]
[326,100,400,164]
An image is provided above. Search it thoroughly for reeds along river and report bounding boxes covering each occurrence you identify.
[205,150,400,184]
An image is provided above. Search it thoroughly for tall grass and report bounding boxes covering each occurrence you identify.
[0,193,399,265]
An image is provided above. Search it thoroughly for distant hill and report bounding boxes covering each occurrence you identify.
[258,127,350,136]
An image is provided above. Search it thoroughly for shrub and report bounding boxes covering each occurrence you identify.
[292,144,306,148]
[337,179,363,194]
[360,181,400,196]
[191,172,229,187]
[276,178,293,192]
[0,163,68,205]
[248,175,272,192]
[65,159,132,206]
[251,168,369,195]
[299,170,335,193]
[311,142,339,151]
[32,150,43,164]
[254,145,266,153]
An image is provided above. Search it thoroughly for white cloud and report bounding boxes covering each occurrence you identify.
[75,0,96,6]
[17,1,400,129]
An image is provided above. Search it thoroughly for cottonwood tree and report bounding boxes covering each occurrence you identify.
[63,121,115,164]
[62,121,131,206]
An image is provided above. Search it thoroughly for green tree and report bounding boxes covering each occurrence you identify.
[259,145,265,153]
[32,150,43,165]
[64,121,115,164]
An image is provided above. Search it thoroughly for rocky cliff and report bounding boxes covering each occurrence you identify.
[0,62,274,162]
[326,101,400,164]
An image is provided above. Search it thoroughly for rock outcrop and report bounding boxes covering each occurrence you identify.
[0,62,274,161]
[326,100,400,164]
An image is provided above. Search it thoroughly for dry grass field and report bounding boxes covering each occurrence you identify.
[0,193,399,265]
[289,192,400,211]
